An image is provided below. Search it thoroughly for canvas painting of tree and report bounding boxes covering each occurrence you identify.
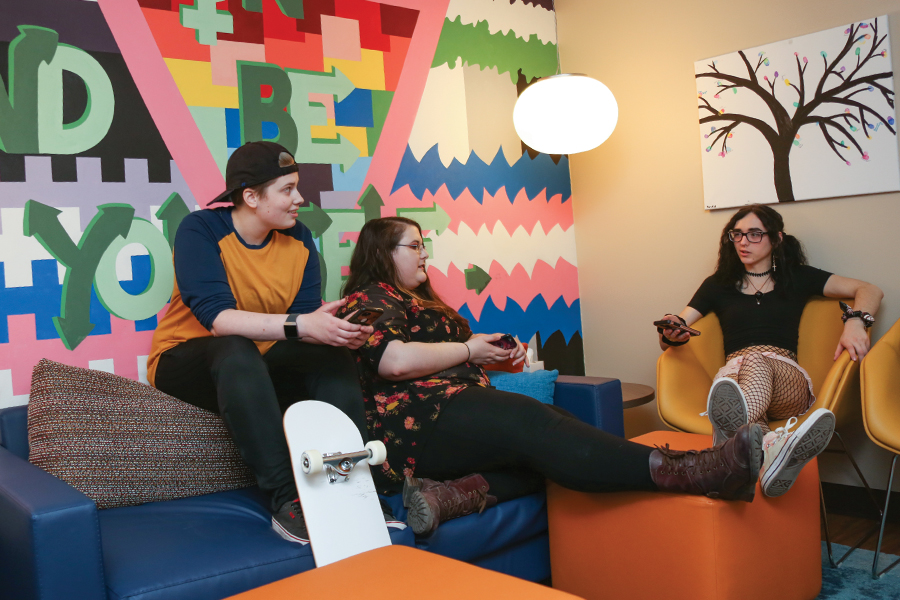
[695,15,898,209]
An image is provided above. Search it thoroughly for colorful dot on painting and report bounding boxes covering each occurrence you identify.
[785,78,790,85]
[846,161,851,165]
[764,59,770,66]
[889,117,895,125]
[794,52,798,56]
[706,147,712,152]
[845,108,851,113]
[728,133,733,138]
[718,151,726,157]
[793,140,800,146]
[795,134,801,139]
[861,22,869,28]
[719,109,725,114]
[850,126,858,131]
[774,71,779,78]
[821,51,827,57]
[793,102,799,107]
[868,86,874,91]
[711,126,716,131]
[839,66,845,72]
[803,57,808,63]
[863,152,870,161]
[759,52,764,56]
[844,27,852,34]
[715,94,720,98]
[764,76,769,81]
[865,34,871,39]
[882,51,888,57]
[855,48,861,55]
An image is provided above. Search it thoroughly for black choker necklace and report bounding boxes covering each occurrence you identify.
[746,269,772,277]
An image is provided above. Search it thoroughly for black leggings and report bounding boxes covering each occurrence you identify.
[154,336,367,511]
[416,386,657,502]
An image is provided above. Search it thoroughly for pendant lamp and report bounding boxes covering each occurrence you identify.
[512,3,618,155]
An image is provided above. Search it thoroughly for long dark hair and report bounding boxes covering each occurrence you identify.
[342,217,472,337]
[714,204,807,293]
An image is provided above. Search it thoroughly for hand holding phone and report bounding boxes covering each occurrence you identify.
[653,319,701,337]
[346,307,383,326]
[489,333,518,350]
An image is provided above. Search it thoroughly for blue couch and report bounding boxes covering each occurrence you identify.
[0,375,623,600]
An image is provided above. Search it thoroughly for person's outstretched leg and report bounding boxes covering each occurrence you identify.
[758,360,832,497]
[417,387,761,498]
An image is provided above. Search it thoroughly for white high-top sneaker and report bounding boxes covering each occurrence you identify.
[760,408,835,497]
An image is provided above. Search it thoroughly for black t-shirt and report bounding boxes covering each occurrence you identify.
[688,265,833,356]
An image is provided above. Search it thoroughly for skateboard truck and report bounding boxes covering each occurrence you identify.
[301,441,387,484]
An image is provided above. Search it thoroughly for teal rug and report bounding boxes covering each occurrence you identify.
[819,543,900,599]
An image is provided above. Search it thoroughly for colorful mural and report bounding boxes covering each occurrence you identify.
[0,0,583,409]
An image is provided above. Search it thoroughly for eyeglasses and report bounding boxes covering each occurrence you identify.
[727,229,767,243]
[396,242,426,254]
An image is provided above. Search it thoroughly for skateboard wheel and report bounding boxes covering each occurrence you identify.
[365,441,387,465]
[301,450,323,474]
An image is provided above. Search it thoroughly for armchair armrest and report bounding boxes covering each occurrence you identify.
[0,446,106,600]
[554,376,624,437]
[656,347,714,434]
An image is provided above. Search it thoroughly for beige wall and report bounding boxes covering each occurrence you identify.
[557,0,900,487]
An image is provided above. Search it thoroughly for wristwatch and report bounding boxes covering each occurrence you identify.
[839,302,875,329]
[283,313,300,338]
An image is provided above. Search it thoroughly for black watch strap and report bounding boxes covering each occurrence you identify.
[284,313,300,339]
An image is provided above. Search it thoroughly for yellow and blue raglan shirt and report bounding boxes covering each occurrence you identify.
[147,207,321,386]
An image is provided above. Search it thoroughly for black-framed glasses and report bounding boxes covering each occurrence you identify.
[396,242,426,253]
[728,229,767,243]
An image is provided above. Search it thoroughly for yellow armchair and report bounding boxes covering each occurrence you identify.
[656,297,858,433]
[861,317,900,578]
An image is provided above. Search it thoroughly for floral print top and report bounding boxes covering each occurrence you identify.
[339,282,489,491]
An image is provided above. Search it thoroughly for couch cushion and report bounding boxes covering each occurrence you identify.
[99,487,415,600]
[27,359,256,509]
[383,490,549,564]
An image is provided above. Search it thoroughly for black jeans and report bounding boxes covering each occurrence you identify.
[416,386,657,502]
[155,336,367,511]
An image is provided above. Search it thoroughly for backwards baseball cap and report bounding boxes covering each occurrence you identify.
[210,141,300,205]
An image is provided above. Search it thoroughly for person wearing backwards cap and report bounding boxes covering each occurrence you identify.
[147,141,392,544]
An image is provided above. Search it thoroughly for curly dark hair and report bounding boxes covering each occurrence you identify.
[342,216,472,337]
[714,204,807,294]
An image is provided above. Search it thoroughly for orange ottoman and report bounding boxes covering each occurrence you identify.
[547,431,821,600]
[226,545,581,599]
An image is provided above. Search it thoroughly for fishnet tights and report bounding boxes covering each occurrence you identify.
[723,345,812,434]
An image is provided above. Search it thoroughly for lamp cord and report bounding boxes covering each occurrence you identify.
[552,0,560,75]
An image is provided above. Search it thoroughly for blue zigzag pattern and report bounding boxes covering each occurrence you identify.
[392,145,572,202]
[459,297,581,344]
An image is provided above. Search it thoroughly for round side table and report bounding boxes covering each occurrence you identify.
[621,383,655,409]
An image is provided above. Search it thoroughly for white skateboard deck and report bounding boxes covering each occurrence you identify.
[284,400,392,567]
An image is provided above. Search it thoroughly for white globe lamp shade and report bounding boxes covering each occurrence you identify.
[513,74,618,155]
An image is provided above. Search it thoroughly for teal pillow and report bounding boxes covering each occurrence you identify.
[487,370,559,404]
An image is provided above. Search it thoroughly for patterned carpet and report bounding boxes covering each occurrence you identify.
[819,543,900,599]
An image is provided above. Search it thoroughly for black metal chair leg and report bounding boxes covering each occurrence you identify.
[873,454,899,579]
[820,432,884,567]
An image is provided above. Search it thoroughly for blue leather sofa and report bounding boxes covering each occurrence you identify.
[0,375,623,600]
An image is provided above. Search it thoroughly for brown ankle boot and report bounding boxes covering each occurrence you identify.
[406,474,498,535]
[402,476,441,508]
[649,422,763,502]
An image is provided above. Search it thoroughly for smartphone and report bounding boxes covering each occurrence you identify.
[489,333,518,350]
[653,319,701,337]
[346,307,383,326]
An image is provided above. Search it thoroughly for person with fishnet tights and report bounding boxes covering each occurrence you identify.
[657,204,882,498]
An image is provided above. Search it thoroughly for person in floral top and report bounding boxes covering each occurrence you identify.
[340,217,766,535]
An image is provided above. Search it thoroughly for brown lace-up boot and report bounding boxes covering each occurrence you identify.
[649,422,763,502]
[405,474,498,535]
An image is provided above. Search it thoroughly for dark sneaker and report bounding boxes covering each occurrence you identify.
[649,422,763,502]
[380,497,407,531]
[272,499,309,544]
[760,409,835,498]
[706,378,749,446]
